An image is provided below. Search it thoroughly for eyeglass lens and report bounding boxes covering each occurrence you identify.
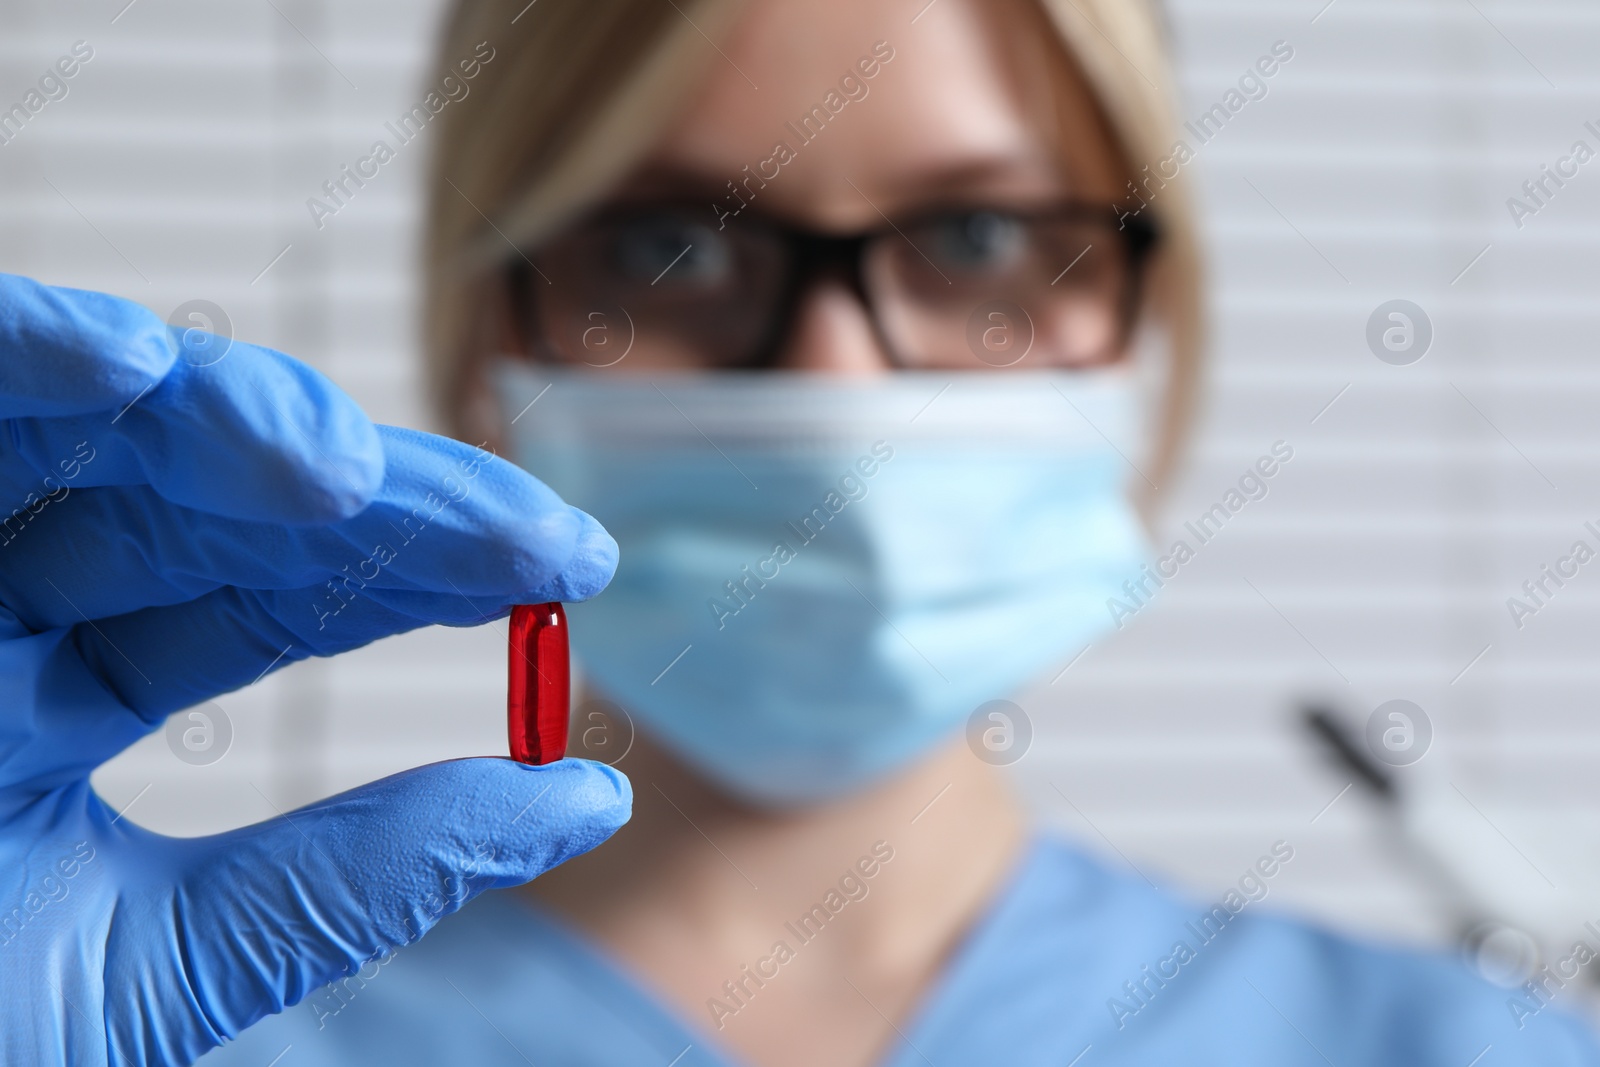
[519,207,1140,370]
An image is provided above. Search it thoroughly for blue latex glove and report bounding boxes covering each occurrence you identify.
[0,273,632,1065]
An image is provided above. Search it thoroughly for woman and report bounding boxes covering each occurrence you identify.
[205,0,1599,1063]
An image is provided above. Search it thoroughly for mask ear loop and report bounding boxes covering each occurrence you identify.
[503,257,553,364]
[448,261,536,459]
[1116,211,1162,363]
[1123,292,1169,530]
[1080,207,1164,525]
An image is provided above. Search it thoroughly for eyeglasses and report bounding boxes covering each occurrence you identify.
[507,201,1159,371]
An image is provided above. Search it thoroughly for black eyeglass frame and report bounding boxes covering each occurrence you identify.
[507,200,1162,371]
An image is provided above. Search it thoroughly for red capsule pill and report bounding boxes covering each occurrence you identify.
[507,602,570,765]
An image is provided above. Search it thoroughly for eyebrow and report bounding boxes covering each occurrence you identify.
[609,153,1071,213]
[603,164,732,204]
[882,154,1070,201]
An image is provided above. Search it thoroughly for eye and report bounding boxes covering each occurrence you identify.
[925,211,1028,272]
[609,218,732,285]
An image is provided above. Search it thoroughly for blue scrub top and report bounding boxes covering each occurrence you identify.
[200,835,1600,1066]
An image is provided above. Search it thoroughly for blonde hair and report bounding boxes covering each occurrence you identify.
[423,0,1204,498]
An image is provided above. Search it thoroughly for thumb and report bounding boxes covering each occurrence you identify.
[118,758,630,1060]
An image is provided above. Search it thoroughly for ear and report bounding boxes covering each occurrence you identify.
[449,265,527,456]
[455,364,506,458]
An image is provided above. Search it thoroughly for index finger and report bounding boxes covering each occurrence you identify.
[0,273,173,418]
[0,274,384,525]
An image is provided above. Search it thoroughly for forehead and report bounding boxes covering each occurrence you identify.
[633,0,1124,226]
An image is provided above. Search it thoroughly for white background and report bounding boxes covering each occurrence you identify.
[5,0,1600,994]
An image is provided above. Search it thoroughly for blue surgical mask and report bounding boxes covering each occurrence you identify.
[496,364,1149,805]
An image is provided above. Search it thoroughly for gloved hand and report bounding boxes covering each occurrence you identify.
[0,273,631,1066]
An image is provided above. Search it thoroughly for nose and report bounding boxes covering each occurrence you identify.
[772,280,894,376]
